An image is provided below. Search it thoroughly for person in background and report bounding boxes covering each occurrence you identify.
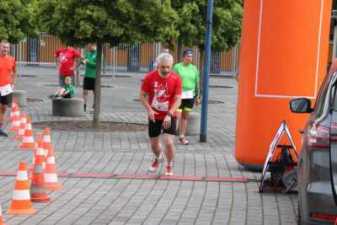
[173,49,200,145]
[55,46,81,87]
[0,40,16,137]
[81,43,97,112]
[49,76,75,99]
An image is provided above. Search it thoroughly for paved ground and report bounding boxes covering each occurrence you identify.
[0,66,298,225]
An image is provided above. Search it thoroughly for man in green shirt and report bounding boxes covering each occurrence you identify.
[82,43,97,112]
[173,49,200,145]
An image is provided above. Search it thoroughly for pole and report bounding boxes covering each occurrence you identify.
[200,0,214,142]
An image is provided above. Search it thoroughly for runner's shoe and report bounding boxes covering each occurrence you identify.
[148,158,160,172]
[0,128,8,137]
[165,165,173,176]
[179,136,189,145]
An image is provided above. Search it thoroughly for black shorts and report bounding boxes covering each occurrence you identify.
[83,77,96,91]
[179,98,194,112]
[0,93,12,106]
[149,117,177,138]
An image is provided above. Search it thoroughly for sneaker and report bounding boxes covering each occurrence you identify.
[0,128,8,137]
[165,165,173,176]
[179,136,189,145]
[148,158,160,172]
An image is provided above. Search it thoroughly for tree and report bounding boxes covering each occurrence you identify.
[38,0,177,127]
[171,0,242,65]
[0,0,37,43]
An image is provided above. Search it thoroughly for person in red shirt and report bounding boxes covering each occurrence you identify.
[0,40,16,137]
[140,52,182,176]
[55,46,81,87]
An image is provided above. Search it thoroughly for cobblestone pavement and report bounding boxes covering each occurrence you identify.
[0,66,298,225]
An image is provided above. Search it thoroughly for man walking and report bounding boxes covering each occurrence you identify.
[140,53,182,176]
[173,49,200,145]
[82,43,97,112]
[0,40,16,137]
[55,46,81,87]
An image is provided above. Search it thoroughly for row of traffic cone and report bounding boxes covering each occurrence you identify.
[0,103,63,222]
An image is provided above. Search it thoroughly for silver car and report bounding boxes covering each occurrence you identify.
[290,71,337,225]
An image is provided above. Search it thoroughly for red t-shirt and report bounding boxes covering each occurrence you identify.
[0,55,16,86]
[141,70,182,120]
[55,47,81,76]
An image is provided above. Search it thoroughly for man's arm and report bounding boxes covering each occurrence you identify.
[162,94,181,129]
[168,94,182,116]
[12,60,17,87]
[139,90,157,122]
[194,67,201,105]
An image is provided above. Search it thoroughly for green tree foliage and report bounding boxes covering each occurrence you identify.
[37,0,177,46]
[0,0,37,43]
[172,0,242,52]
[38,0,178,126]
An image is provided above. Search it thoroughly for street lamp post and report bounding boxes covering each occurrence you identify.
[200,0,214,142]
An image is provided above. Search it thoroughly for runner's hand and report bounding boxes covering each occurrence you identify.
[148,109,158,122]
[195,96,201,106]
[163,115,171,129]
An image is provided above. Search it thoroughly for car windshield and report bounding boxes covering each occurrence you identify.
[314,73,332,117]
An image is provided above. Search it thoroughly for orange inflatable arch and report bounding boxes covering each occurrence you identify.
[235,0,333,169]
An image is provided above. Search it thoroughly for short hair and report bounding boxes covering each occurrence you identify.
[156,52,174,65]
[183,49,193,57]
[0,40,9,46]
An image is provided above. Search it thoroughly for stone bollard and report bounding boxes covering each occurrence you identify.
[52,98,84,117]
[186,111,200,136]
[12,90,26,107]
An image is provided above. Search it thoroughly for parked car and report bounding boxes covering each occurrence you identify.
[290,61,337,225]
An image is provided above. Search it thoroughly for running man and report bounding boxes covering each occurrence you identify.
[173,49,200,145]
[0,40,16,137]
[140,53,182,176]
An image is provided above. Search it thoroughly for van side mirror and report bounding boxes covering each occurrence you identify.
[289,98,313,113]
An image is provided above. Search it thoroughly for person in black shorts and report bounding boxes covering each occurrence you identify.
[81,43,97,112]
[0,41,16,137]
[173,49,200,145]
[139,53,182,176]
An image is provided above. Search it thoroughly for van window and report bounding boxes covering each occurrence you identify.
[314,75,331,117]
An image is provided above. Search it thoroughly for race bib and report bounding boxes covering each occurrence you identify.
[182,90,194,99]
[151,99,169,112]
[0,84,13,96]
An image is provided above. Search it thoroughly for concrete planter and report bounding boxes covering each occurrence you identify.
[12,90,26,107]
[52,98,84,117]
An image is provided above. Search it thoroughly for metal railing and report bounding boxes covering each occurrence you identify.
[11,34,239,77]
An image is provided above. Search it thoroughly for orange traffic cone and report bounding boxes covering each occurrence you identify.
[15,113,27,141]
[19,116,36,150]
[29,132,43,177]
[9,103,20,132]
[31,139,50,202]
[0,204,6,225]
[44,129,62,191]
[42,128,52,168]
[8,162,36,215]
